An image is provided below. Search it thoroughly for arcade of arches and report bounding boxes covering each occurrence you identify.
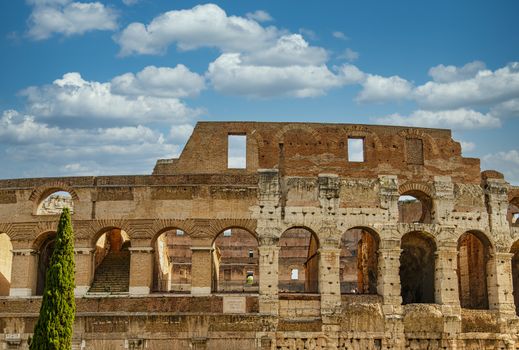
[1,122,519,349]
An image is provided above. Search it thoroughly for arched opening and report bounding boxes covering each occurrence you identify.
[212,228,259,293]
[398,191,433,224]
[508,198,519,226]
[457,231,490,309]
[511,240,519,316]
[278,227,319,294]
[36,233,56,295]
[89,228,131,294]
[0,233,13,296]
[152,229,192,293]
[400,231,436,304]
[340,227,379,294]
[36,190,74,215]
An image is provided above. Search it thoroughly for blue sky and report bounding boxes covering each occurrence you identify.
[0,0,518,183]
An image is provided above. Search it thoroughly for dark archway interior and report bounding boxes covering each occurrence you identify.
[398,190,433,224]
[36,235,56,295]
[457,232,489,309]
[512,242,519,316]
[279,227,319,293]
[400,231,435,304]
[340,228,378,294]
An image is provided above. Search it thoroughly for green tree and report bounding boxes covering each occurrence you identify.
[30,207,76,350]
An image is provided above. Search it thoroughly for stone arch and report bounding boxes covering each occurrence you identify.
[0,232,13,296]
[274,124,321,145]
[207,219,258,242]
[398,183,434,224]
[398,129,440,156]
[339,125,384,151]
[457,230,492,309]
[88,220,133,248]
[508,196,519,226]
[278,226,320,293]
[34,231,57,296]
[211,226,259,293]
[150,226,191,293]
[88,226,131,294]
[30,183,78,215]
[340,226,380,294]
[400,231,437,304]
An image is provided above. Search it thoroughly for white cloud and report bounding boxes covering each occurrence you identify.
[338,48,359,62]
[27,0,118,40]
[21,72,201,124]
[169,124,194,143]
[122,0,139,5]
[242,34,328,67]
[482,150,519,185]
[111,65,205,98]
[0,109,181,177]
[428,61,486,83]
[415,62,519,110]
[376,108,501,130]
[459,141,476,153]
[491,98,519,118]
[245,10,272,22]
[357,75,413,103]
[207,53,345,98]
[115,3,279,55]
[332,31,348,40]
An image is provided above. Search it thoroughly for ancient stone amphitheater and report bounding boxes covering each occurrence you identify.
[1,122,519,349]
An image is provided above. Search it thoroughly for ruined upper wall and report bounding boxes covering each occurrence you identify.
[153,122,481,183]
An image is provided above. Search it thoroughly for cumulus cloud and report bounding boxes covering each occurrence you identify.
[207,53,345,98]
[415,62,519,110]
[332,31,348,40]
[27,0,118,40]
[242,34,328,67]
[111,65,205,98]
[245,10,272,22]
[115,3,279,55]
[338,48,359,62]
[357,75,413,103]
[428,61,486,83]
[20,71,202,124]
[376,108,501,130]
[122,0,139,5]
[0,109,183,177]
[482,150,519,185]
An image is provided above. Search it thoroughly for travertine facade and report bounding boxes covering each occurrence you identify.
[1,121,519,349]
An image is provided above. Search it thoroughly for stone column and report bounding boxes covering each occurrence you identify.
[190,246,213,296]
[258,244,279,315]
[435,244,462,335]
[128,247,153,295]
[9,249,38,296]
[318,247,341,315]
[435,245,460,306]
[74,247,94,296]
[377,239,402,313]
[488,252,516,314]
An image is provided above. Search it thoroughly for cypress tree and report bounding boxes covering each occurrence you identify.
[30,207,76,350]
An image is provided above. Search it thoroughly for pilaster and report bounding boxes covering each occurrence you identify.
[128,246,153,295]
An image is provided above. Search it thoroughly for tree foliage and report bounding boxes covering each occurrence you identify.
[30,208,76,350]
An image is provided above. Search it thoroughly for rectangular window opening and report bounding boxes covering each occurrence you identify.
[291,268,299,280]
[228,134,247,169]
[348,138,364,162]
[223,229,232,237]
[248,249,254,258]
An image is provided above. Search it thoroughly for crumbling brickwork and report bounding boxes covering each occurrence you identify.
[1,121,519,349]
